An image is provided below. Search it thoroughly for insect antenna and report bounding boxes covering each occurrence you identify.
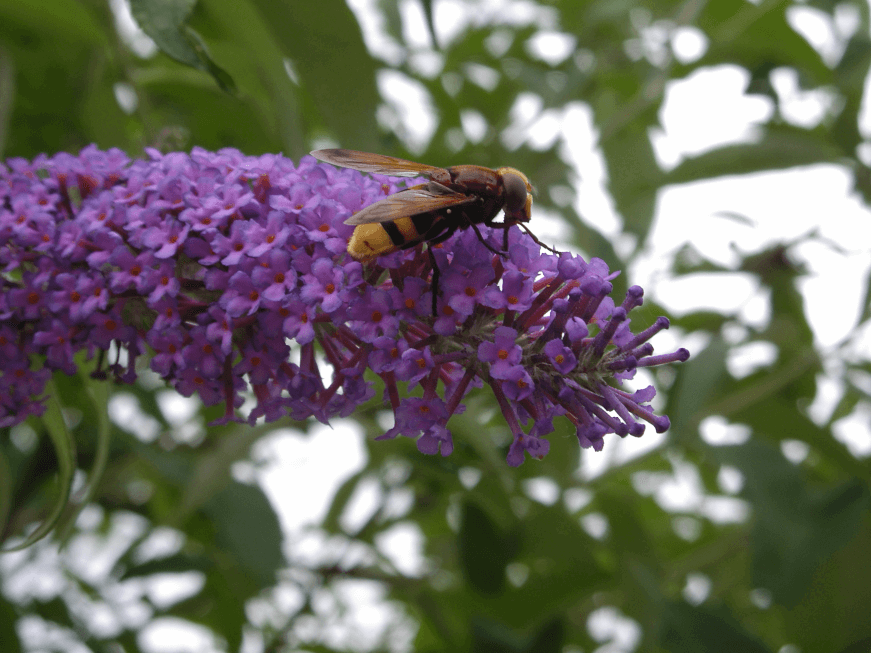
[517,222,560,254]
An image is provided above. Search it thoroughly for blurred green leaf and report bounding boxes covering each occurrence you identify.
[0,598,20,653]
[2,382,75,551]
[0,44,13,156]
[0,447,10,539]
[480,505,611,627]
[720,442,870,606]
[731,394,866,478]
[599,119,663,242]
[202,481,284,589]
[659,600,773,653]
[667,125,842,185]
[130,0,236,92]
[781,516,871,653]
[830,386,861,424]
[459,501,515,595]
[57,373,111,545]
[699,0,831,82]
[470,615,565,653]
[122,552,214,578]
[666,338,731,441]
[170,556,252,651]
[246,0,382,151]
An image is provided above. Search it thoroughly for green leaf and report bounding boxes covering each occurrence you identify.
[170,555,251,651]
[0,0,104,43]
[121,552,214,578]
[57,374,111,545]
[599,119,663,242]
[696,351,820,437]
[659,600,773,653]
[731,394,865,477]
[667,125,842,185]
[857,267,871,326]
[0,446,11,539]
[476,504,611,628]
[130,0,198,62]
[246,0,382,151]
[0,598,21,653]
[597,487,659,566]
[830,386,861,424]
[470,616,565,653]
[780,516,871,653]
[130,0,236,92]
[522,618,565,653]
[420,0,436,47]
[665,337,731,442]
[0,45,13,157]
[33,596,75,629]
[202,481,284,589]
[719,442,870,606]
[0,0,117,156]
[2,380,76,551]
[699,0,831,83]
[670,310,729,334]
[458,501,514,595]
[320,468,368,533]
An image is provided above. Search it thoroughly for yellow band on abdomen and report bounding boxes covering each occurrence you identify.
[347,217,421,262]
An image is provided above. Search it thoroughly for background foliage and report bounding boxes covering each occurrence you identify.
[2,0,871,651]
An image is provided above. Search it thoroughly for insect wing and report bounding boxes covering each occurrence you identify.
[311,149,442,178]
[344,185,475,225]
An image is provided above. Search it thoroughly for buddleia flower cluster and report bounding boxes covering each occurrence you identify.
[0,146,688,465]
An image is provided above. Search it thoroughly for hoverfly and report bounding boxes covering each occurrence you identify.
[310,149,551,314]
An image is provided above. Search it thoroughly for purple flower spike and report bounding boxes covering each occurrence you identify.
[1,147,689,465]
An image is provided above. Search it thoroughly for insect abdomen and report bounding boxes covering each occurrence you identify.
[348,213,442,262]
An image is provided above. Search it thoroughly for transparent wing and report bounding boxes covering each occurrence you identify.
[344,185,476,225]
[311,149,442,178]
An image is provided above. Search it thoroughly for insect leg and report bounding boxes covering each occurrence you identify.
[428,247,441,316]
[468,220,507,257]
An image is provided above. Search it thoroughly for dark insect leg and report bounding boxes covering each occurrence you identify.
[428,246,441,317]
[468,220,506,257]
[419,220,456,317]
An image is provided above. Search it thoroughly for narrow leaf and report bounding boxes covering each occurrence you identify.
[2,380,76,551]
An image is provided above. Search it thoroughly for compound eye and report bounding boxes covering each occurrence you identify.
[503,172,529,216]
